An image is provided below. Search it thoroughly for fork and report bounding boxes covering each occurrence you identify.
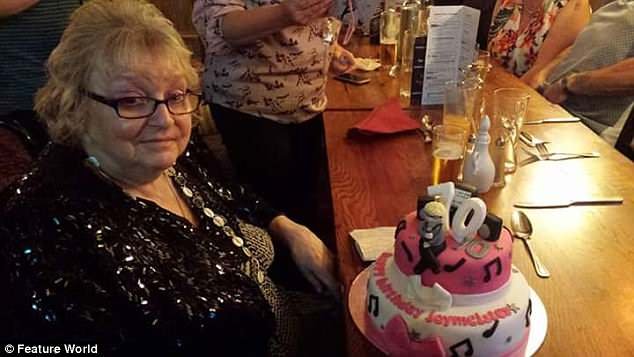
[519,131,550,148]
[535,142,550,157]
[521,147,600,164]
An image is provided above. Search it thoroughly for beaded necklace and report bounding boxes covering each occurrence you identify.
[84,156,266,285]
[165,167,266,285]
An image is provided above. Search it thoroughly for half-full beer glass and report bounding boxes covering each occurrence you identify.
[432,125,466,185]
[380,9,400,69]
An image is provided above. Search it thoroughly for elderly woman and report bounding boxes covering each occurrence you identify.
[0,1,338,356]
[487,0,591,88]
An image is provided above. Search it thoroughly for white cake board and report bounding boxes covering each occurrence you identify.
[348,266,547,356]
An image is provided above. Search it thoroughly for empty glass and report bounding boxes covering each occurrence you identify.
[494,88,530,173]
[443,81,471,139]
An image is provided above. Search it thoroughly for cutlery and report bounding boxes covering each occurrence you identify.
[519,131,549,148]
[514,197,624,208]
[520,147,600,163]
[512,211,550,278]
[523,117,581,125]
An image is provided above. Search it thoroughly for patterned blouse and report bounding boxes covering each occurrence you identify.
[192,0,336,124]
[488,0,567,76]
[0,137,301,356]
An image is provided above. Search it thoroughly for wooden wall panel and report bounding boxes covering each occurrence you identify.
[147,0,203,60]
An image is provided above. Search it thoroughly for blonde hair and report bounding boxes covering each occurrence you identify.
[424,201,446,218]
[35,0,199,146]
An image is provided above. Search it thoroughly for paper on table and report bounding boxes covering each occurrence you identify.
[421,6,480,105]
[350,227,395,262]
[355,57,381,71]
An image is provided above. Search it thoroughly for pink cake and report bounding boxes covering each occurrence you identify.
[366,204,532,356]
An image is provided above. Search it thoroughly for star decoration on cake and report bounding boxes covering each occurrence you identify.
[463,275,477,287]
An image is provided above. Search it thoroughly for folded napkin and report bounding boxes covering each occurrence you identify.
[349,98,420,135]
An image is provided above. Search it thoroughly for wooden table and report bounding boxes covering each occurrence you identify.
[324,43,634,356]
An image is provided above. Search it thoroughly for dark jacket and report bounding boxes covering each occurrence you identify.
[0,138,279,356]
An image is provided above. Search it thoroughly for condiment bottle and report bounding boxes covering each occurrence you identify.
[462,115,495,193]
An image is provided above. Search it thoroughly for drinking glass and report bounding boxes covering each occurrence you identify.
[432,125,467,185]
[461,77,483,135]
[493,88,530,173]
[443,81,471,138]
[380,9,400,70]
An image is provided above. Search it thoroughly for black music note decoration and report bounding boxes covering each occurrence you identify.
[444,258,466,272]
[482,320,499,338]
[401,241,414,262]
[368,294,379,317]
[483,257,502,283]
[449,338,474,357]
[395,219,407,238]
[525,299,532,327]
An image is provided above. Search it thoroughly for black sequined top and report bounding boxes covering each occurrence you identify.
[0,138,281,356]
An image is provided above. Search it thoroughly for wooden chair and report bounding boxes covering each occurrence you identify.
[615,108,634,160]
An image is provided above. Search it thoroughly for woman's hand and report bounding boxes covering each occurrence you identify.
[269,215,339,298]
[330,44,356,75]
[281,0,333,26]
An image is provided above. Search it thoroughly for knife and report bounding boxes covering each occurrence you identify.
[514,197,624,208]
[523,117,581,125]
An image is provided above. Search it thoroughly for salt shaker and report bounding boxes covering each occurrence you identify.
[462,115,495,193]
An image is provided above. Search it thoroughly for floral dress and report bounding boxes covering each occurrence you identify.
[488,0,567,76]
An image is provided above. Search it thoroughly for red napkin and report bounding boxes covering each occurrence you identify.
[349,98,420,135]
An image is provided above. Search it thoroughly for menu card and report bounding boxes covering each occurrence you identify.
[419,6,480,105]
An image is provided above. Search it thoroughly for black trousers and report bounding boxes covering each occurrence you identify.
[210,104,335,244]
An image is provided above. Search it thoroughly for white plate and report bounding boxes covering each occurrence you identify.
[348,266,547,356]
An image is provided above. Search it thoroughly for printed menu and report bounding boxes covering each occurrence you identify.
[418,6,480,105]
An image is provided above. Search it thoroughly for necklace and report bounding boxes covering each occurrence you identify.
[164,172,195,225]
[164,167,266,284]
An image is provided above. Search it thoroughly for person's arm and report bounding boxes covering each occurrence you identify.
[268,215,339,298]
[543,58,634,103]
[0,0,38,17]
[329,43,356,75]
[520,0,591,88]
[527,45,572,90]
[221,0,333,47]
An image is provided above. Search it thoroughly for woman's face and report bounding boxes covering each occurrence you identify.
[82,56,193,182]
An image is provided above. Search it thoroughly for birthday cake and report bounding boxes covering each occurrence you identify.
[365,183,532,357]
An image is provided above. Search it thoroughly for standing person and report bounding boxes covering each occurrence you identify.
[192,0,355,237]
[0,1,339,355]
[487,0,590,87]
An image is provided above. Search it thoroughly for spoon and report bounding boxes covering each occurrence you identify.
[511,211,550,278]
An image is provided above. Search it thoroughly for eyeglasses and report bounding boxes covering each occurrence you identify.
[82,90,203,119]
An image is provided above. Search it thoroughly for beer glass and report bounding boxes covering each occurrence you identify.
[443,81,471,138]
[432,125,467,185]
[380,9,400,70]
[494,88,530,173]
